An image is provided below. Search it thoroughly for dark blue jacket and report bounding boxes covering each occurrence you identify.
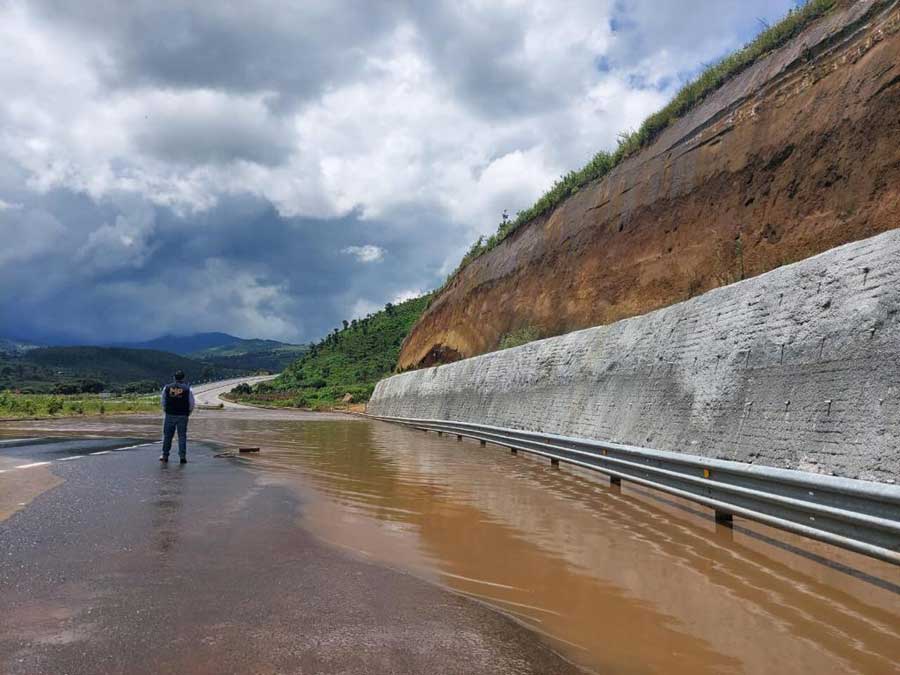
[161,382,195,416]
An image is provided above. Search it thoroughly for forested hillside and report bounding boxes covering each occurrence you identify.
[115,332,308,372]
[229,294,431,408]
[192,342,308,372]
[0,346,244,394]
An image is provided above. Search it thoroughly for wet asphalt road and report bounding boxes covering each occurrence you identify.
[0,437,581,675]
[192,376,278,409]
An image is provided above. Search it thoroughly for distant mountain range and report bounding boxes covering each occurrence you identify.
[120,332,309,372]
[0,332,308,394]
[1,346,242,394]
[109,332,298,357]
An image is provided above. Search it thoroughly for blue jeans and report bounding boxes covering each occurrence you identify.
[162,414,189,459]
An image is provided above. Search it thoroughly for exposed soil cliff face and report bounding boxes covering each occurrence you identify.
[399,0,900,370]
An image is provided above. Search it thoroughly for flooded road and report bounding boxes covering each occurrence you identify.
[3,409,899,674]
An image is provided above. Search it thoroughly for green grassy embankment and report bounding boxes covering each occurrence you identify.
[225,294,431,410]
[0,391,159,419]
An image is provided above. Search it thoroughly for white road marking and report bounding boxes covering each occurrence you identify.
[1,440,161,472]
[113,443,156,451]
[439,571,525,591]
[454,591,563,617]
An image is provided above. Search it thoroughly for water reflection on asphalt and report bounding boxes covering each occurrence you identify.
[4,411,899,674]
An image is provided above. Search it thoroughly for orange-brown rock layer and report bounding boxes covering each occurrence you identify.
[399,0,900,370]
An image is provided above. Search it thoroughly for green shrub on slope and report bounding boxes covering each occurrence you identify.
[235,294,432,409]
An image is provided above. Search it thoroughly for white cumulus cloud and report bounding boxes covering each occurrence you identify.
[342,245,386,263]
[392,289,424,304]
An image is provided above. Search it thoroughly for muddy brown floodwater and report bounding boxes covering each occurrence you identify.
[4,409,899,674]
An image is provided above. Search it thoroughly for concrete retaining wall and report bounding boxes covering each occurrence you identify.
[369,231,900,483]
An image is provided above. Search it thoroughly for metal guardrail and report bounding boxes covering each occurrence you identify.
[369,414,900,565]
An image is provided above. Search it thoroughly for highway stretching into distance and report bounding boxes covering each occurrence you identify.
[191,375,278,409]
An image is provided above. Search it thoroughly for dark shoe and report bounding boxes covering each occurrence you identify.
[159,455,169,463]
[179,457,187,464]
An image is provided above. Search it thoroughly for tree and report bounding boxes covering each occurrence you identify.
[79,379,106,394]
[53,383,81,395]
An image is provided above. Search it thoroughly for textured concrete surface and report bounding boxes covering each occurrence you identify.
[371,230,900,483]
[399,0,900,368]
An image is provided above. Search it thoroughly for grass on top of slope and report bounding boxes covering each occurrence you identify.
[227,294,432,409]
[447,0,841,280]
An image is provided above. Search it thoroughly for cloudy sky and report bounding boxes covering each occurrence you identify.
[0,0,800,345]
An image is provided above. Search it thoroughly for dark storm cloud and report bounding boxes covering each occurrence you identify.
[28,0,404,110]
[406,2,564,118]
[0,184,455,344]
[133,101,291,167]
[29,0,582,120]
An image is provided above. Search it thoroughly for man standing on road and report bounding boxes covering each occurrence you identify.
[160,370,195,464]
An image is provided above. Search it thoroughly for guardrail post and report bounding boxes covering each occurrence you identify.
[551,457,560,468]
[715,509,733,525]
[480,440,486,446]
[510,447,517,454]
[437,431,443,436]
[716,521,735,541]
[457,434,462,441]
[610,476,622,487]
